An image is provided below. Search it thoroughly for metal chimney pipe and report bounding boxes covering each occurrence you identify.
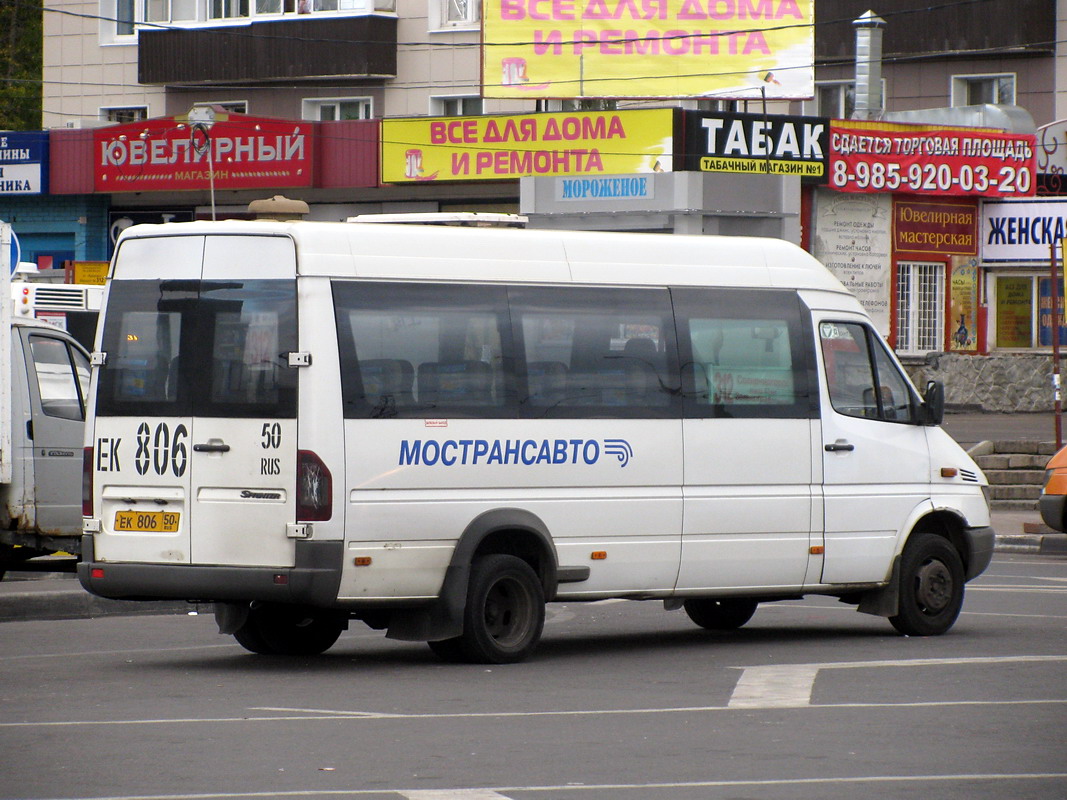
[853,10,886,120]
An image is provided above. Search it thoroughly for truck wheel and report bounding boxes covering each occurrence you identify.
[431,554,545,664]
[683,598,758,630]
[232,603,345,655]
[890,533,964,636]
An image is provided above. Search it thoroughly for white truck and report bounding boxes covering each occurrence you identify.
[0,222,92,578]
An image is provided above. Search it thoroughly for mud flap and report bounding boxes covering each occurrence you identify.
[857,555,901,618]
[385,563,469,642]
[214,601,250,634]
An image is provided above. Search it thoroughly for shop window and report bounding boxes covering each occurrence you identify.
[951,74,1016,107]
[994,275,1067,349]
[896,262,944,355]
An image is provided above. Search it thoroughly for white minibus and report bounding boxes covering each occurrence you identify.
[78,217,994,663]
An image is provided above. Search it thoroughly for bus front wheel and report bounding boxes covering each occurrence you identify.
[889,533,964,636]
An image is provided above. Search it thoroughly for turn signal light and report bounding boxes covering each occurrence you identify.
[591,551,607,560]
[941,467,959,478]
[354,557,372,567]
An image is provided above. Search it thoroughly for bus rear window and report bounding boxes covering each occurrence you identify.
[96,279,297,418]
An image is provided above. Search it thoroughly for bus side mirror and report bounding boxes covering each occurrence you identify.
[922,380,945,426]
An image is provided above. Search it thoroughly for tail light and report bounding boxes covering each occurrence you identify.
[297,450,332,521]
[82,447,94,517]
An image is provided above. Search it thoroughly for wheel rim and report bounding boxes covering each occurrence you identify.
[915,558,953,614]
[483,575,535,647]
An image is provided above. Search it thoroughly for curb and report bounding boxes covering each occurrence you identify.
[995,534,1067,555]
[0,577,195,623]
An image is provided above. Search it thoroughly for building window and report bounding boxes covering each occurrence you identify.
[102,106,149,123]
[144,0,196,21]
[193,101,248,114]
[541,99,619,112]
[304,97,373,120]
[116,0,136,34]
[432,96,484,116]
[951,73,1016,106]
[807,80,885,119]
[210,0,249,18]
[443,0,479,25]
[896,261,944,355]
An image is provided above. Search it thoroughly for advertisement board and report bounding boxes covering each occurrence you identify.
[981,199,1067,261]
[481,0,814,99]
[829,122,1035,198]
[682,111,826,180]
[381,110,673,183]
[893,198,978,257]
[812,190,893,335]
[0,132,48,195]
[94,114,312,192]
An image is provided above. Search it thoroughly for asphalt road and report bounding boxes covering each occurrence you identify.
[2,550,1065,800]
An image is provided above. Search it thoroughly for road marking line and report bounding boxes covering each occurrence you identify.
[15,772,1067,799]
[5,698,1067,729]
[726,655,1067,708]
[400,791,512,799]
[728,664,820,708]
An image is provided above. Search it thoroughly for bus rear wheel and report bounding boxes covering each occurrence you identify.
[429,554,545,664]
[683,598,758,630]
[233,603,345,656]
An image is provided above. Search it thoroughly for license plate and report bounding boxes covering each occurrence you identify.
[114,510,180,533]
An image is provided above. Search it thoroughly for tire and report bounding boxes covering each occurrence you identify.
[683,598,758,630]
[890,533,965,636]
[431,554,545,664]
[232,603,345,656]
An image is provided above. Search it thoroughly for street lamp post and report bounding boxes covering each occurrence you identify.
[188,106,217,221]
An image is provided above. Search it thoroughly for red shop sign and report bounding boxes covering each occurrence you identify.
[94,114,313,192]
[829,123,1035,198]
[893,198,978,257]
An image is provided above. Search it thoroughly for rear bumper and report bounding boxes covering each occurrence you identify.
[77,536,343,607]
[963,525,995,581]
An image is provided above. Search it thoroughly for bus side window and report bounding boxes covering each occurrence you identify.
[674,288,815,420]
[510,285,678,418]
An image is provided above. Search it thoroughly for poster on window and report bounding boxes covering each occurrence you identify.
[947,257,979,352]
[813,190,893,335]
[1038,277,1067,347]
[995,276,1032,348]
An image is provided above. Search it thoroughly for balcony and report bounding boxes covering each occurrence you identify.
[138,14,397,85]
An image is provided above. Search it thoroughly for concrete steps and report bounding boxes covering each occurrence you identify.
[972,440,1058,510]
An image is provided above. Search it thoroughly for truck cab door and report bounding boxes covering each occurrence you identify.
[19,329,90,535]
